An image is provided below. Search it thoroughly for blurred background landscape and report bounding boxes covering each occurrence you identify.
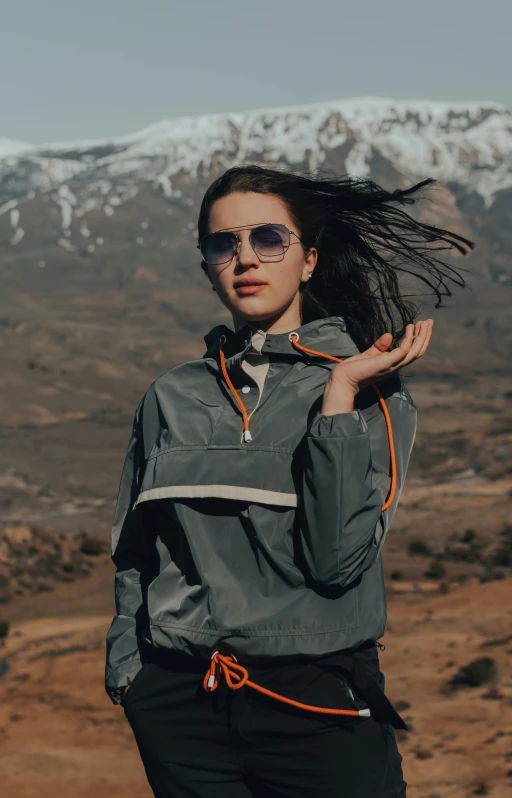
[0,2,511,797]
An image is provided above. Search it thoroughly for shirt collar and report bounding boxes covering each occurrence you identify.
[202,315,360,368]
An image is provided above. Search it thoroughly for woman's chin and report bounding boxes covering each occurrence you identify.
[230,296,274,316]
[231,306,278,328]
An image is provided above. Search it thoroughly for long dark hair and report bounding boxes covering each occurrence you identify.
[197,164,474,351]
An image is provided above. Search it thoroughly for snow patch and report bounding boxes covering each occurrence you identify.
[0,98,510,242]
[10,208,20,229]
[57,237,77,252]
[55,185,77,229]
[0,138,34,159]
[10,227,24,245]
[0,199,20,217]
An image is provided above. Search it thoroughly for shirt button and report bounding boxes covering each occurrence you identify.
[241,385,251,394]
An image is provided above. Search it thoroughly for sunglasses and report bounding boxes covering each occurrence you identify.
[198,223,301,267]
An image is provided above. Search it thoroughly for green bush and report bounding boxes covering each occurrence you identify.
[407,539,431,557]
[446,657,497,691]
[79,534,108,556]
[424,560,446,580]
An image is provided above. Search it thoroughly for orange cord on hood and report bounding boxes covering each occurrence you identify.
[203,651,371,719]
[218,332,397,512]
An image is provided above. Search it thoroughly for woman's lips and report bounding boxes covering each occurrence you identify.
[235,283,267,295]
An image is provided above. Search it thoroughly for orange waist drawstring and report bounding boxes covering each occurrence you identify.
[218,332,397,511]
[203,651,371,718]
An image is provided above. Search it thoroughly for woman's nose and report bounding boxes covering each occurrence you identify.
[236,232,258,266]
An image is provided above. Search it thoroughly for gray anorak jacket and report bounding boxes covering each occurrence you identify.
[104,315,417,706]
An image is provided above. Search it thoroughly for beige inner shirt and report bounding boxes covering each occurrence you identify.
[239,329,270,421]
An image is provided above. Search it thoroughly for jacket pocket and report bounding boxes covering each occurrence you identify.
[336,671,369,711]
[291,663,369,716]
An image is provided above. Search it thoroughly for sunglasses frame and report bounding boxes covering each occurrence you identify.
[197,222,302,267]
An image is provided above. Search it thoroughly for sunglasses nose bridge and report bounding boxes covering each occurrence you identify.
[236,230,259,264]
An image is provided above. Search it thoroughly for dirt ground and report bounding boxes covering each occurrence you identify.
[0,346,511,796]
[0,542,511,798]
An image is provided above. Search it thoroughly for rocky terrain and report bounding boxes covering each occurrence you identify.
[0,97,511,796]
[0,368,510,798]
[0,491,511,798]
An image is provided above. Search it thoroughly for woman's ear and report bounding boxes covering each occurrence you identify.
[306,247,318,271]
[301,247,318,283]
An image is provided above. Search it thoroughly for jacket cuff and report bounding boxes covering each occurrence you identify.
[308,408,369,438]
[105,657,143,706]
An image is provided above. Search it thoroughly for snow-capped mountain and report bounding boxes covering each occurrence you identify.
[0,97,511,412]
[0,138,34,159]
[1,98,511,233]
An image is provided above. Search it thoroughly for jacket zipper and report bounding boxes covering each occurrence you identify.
[239,358,269,444]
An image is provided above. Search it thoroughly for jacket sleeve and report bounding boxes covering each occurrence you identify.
[104,395,149,705]
[297,374,417,588]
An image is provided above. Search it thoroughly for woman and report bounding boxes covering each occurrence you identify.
[104,165,472,797]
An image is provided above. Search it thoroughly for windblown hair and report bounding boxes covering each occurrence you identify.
[197,164,474,352]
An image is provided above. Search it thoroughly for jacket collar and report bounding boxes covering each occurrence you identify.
[202,315,360,369]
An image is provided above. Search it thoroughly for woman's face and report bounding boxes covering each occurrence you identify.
[205,192,317,332]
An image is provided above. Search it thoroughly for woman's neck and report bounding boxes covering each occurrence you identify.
[232,304,302,336]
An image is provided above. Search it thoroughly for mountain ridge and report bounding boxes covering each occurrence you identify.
[1,97,511,229]
[0,96,510,388]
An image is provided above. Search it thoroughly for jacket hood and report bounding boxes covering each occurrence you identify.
[202,315,361,368]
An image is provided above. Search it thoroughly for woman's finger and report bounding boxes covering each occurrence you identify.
[417,319,433,357]
[399,319,433,366]
[361,341,415,378]
[379,323,418,366]
[370,320,430,374]
[382,324,415,361]
[340,320,433,388]
[396,321,428,366]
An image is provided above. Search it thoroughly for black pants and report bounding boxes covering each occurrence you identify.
[121,649,407,797]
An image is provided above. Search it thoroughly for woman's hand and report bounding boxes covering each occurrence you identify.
[321,320,433,415]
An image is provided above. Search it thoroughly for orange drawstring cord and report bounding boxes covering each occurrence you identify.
[203,651,371,718]
[288,334,397,511]
[214,331,397,719]
[218,332,397,511]
[219,335,252,442]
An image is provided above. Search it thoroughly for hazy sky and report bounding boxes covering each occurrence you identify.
[2,0,511,144]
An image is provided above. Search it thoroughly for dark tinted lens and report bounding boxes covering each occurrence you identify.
[250,224,288,256]
[201,232,237,265]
